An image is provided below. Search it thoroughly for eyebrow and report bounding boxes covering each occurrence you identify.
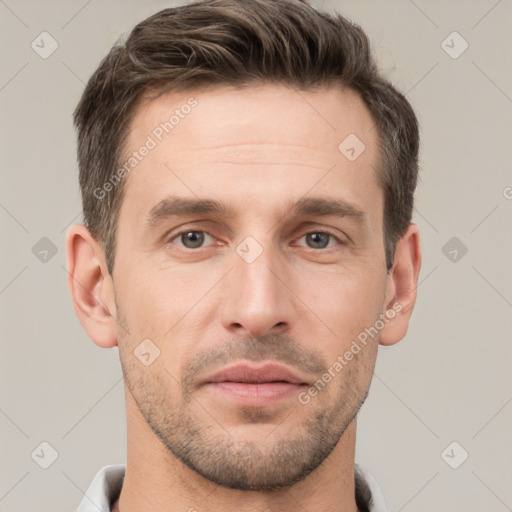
[146,196,231,227]
[145,195,367,228]
[287,196,366,225]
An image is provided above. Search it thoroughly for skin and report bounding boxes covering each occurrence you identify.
[66,83,421,512]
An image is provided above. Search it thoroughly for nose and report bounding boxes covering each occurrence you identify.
[220,239,293,338]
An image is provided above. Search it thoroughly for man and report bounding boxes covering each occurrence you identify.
[67,0,421,510]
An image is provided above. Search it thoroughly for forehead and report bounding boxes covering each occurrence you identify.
[119,83,381,228]
[129,83,377,157]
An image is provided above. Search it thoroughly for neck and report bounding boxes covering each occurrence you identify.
[113,389,361,512]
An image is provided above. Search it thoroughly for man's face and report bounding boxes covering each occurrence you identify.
[112,84,390,489]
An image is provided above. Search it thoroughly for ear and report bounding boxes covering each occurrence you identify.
[65,224,118,348]
[379,223,422,346]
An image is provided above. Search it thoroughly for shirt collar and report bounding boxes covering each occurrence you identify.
[354,463,389,511]
[75,462,388,512]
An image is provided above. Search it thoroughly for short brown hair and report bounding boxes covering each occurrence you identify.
[73,0,419,274]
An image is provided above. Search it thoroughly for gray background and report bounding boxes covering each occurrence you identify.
[1,0,511,511]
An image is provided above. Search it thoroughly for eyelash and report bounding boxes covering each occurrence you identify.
[166,228,346,251]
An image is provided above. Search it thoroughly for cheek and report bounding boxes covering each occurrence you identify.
[115,262,217,361]
[299,263,384,314]
[114,264,171,340]
[294,266,385,349]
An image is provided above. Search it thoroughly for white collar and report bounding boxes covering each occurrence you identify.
[75,462,388,511]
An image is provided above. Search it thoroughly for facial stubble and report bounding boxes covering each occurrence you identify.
[117,312,375,491]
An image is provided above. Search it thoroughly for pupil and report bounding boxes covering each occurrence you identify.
[183,231,204,248]
[308,233,329,248]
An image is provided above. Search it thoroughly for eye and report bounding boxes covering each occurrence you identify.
[167,229,344,252]
[170,230,215,249]
[296,231,342,250]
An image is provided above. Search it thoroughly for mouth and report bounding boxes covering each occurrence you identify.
[201,362,310,405]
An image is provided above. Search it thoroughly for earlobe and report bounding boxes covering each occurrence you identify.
[379,223,422,347]
[65,224,118,348]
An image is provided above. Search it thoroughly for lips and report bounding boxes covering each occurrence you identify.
[203,363,308,386]
[201,363,309,405]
